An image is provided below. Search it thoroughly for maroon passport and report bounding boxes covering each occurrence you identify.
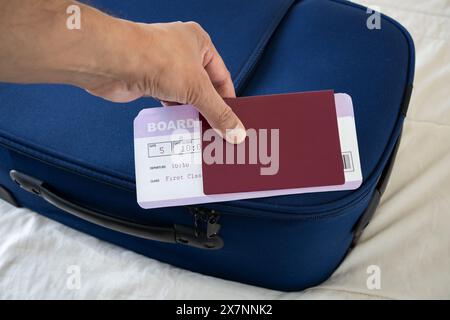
[200,90,345,194]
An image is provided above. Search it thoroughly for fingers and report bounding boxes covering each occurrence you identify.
[191,69,246,144]
[185,21,235,98]
[203,44,236,99]
[192,27,243,143]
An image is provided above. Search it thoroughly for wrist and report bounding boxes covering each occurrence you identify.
[57,6,126,88]
[95,19,160,87]
[66,15,158,91]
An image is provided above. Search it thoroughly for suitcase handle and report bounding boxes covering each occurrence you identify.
[9,170,223,250]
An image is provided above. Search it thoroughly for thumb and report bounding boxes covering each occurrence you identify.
[190,71,246,144]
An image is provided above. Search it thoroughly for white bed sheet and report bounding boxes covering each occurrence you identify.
[0,0,449,299]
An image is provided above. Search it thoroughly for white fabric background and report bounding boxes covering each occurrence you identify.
[0,0,449,299]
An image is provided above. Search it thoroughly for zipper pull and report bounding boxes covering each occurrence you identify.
[206,211,221,238]
[188,206,221,239]
[174,206,223,250]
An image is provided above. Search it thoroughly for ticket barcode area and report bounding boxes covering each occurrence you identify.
[342,152,354,172]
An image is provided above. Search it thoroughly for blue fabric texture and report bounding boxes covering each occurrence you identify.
[0,0,414,290]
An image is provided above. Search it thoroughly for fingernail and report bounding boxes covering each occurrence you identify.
[225,124,246,144]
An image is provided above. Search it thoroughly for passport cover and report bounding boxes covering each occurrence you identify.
[201,90,345,194]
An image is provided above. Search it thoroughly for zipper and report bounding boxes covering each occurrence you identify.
[192,182,372,222]
[2,113,402,219]
[0,135,374,218]
[187,206,221,240]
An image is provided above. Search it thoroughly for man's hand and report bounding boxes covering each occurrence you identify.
[87,21,246,143]
[0,0,246,143]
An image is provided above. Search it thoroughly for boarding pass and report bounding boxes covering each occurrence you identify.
[134,93,362,209]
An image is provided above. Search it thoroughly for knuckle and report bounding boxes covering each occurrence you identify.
[185,21,210,42]
[186,21,202,30]
[212,70,233,90]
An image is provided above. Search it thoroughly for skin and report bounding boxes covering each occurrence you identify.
[0,0,246,143]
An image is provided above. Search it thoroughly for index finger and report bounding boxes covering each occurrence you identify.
[203,43,236,98]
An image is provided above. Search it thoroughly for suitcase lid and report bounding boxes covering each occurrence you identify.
[0,0,414,212]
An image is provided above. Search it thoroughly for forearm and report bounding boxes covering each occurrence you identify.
[0,0,130,88]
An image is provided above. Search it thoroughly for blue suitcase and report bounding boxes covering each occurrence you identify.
[0,0,414,291]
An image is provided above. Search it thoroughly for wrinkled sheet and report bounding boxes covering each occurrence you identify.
[0,0,449,299]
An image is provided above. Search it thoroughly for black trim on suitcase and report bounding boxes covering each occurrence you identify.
[350,133,401,248]
[0,184,20,207]
[351,84,413,247]
[9,170,224,250]
[401,84,414,117]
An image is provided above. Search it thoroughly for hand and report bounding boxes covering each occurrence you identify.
[86,21,246,144]
[0,1,246,144]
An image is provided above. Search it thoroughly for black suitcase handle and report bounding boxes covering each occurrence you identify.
[9,170,223,250]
